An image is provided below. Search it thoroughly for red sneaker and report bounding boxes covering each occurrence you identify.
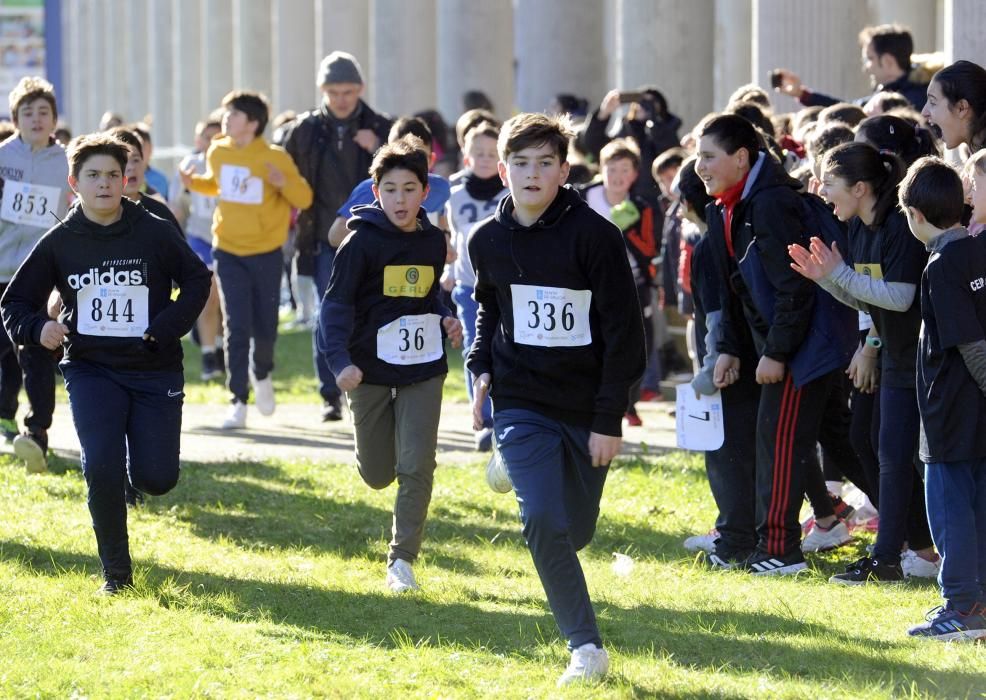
[639,389,663,402]
[625,413,643,427]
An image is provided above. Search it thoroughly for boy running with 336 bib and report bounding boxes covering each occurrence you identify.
[318,136,462,594]
[467,113,645,687]
[1,133,211,594]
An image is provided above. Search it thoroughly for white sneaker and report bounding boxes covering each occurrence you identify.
[386,558,419,593]
[683,529,719,553]
[485,446,512,493]
[901,549,941,579]
[557,643,609,687]
[221,401,247,430]
[251,374,276,416]
[801,520,853,552]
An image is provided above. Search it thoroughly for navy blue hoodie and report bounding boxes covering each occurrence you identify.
[1,198,210,371]
[466,186,646,436]
[318,202,451,387]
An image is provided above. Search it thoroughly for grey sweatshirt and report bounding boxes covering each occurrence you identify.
[0,135,71,282]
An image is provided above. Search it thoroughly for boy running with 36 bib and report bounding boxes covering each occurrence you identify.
[467,113,645,686]
[318,136,462,594]
[1,133,211,594]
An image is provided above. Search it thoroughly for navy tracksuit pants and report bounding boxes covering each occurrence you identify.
[493,408,608,650]
[62,361,184,582]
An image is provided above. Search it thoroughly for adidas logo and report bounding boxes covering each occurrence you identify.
[748,557,807,576]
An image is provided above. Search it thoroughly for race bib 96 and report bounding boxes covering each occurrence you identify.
[219,165,262,204]
[376,313,443,365]
[510,284,592,347]
[76,285,149,337]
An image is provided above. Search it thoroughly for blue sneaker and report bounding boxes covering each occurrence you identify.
[908,604,986,642]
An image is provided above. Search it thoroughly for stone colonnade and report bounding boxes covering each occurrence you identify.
[58,0,980,157]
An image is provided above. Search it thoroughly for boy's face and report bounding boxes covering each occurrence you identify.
[656,164,679,198]
[372,167,429,233]
[972,171,986,226]
[321,82,363,120]
[861,42,897,86]
[123,146,145,196]
[14,97,55,147]
[695,136,748,197]
[602,157,638,200]
[222,107,258,141]
[195,125,220,152]
[68,154,126,217]
[464,134,499,179]
[498,143,570,216]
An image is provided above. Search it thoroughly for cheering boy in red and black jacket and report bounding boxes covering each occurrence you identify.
[697,114,855,575]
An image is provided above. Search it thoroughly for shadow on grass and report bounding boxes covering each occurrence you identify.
[2,539,981,698]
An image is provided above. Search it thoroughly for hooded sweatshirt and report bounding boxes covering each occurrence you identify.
[466,186,646,437]
[318,202,452,387]
[1,198,211,371]
[0,135,71,282]
[187,134,313,256]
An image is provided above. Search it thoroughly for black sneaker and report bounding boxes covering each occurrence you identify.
[125,482,145,507]
[14,430,48,474]
[745,550,808,575]
[200,351,222,381]
[98,575,134,596]
[829,556,904,585]
[708,543,755,570]
[321,398,343,422]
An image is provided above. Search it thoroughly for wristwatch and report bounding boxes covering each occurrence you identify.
[865,336,882,349]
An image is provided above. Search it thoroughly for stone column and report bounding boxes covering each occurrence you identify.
[753,0,871,114]
[714,0,754,111]
[436,0,513,122]
[617,0,715,134]
[82,0,106,131]
[61,0,82,129]
[233,0,273,105]
[514,0,606,113]
[117,1,148,128]
[100,0,123,121]
[173,0,204,149]
[944,0,986,62]
[868,0,937,53]
[271,0,316,116]
[369,0,437,116]
[146,1,175,147]
[201,0,234,113]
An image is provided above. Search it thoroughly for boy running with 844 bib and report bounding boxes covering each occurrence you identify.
[467,113,645,687]
[1,133,210,594]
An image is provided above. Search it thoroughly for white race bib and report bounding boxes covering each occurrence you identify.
[219,165,262,205]
[376,313,443,365]
[675,383,725,451]
[190,191,218,219]
[510,284,592,347]
[76,285,149,337]
[1,181,60,227]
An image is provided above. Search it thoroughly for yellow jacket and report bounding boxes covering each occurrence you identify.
[188,135,313,256]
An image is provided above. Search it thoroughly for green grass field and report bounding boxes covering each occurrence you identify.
[2,325,983,698]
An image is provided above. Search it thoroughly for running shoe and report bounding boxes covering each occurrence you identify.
[745,550,808,575]
[901,549,941,579]
[557,643,609,687]
[907,604,986,641]
[386,558,419,593]
[829,556,903,585]
[802,519,852,552]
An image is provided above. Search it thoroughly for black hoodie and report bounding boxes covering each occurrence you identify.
[1,198,211,371]
[318,202,451,387]
[466,186,646,436]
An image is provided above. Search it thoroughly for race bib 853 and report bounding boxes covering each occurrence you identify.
[510,284,592,347]
[1,181,60,227]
